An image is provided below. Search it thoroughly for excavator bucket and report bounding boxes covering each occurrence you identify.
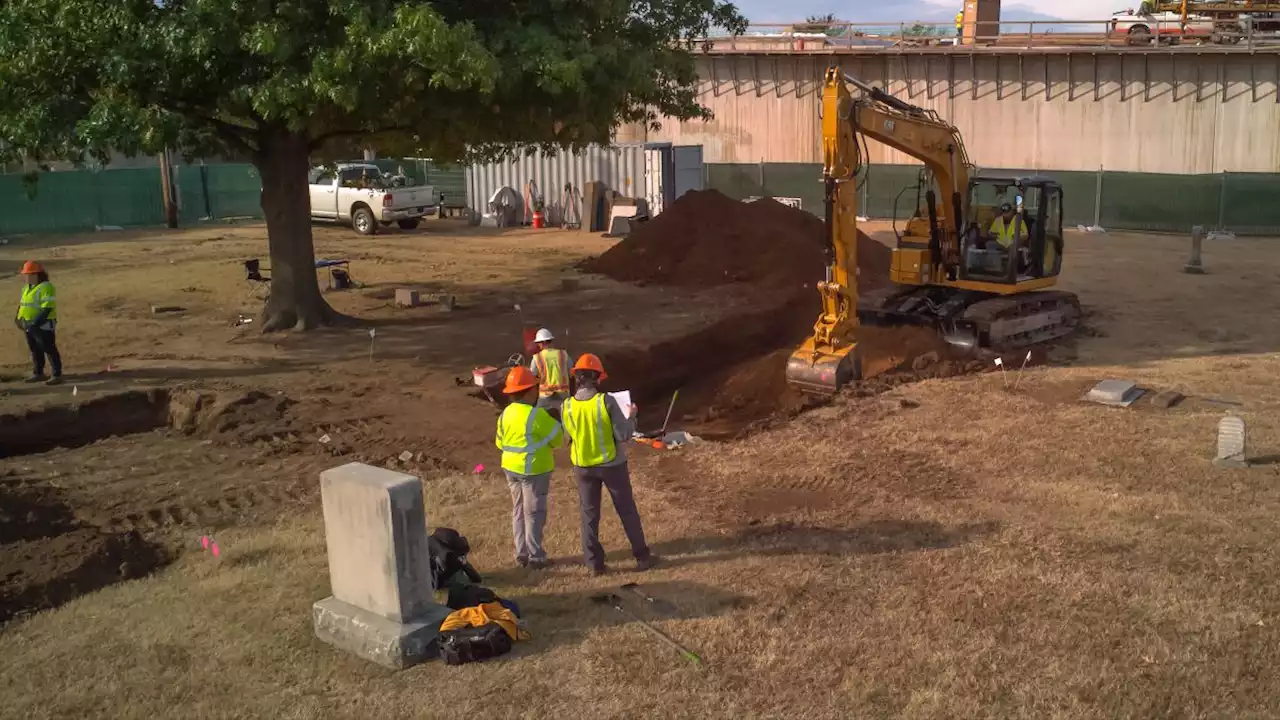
[785,339,861,397]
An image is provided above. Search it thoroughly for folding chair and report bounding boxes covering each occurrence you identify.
[244,258,271,300]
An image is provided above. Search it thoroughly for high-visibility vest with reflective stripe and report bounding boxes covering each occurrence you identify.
[990,217,1026,248]
[17,281,56,323]
[534,349,570,396]
[495,402,561,476]
[563,394,617,468]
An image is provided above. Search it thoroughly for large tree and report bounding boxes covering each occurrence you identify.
[0,0,745,330]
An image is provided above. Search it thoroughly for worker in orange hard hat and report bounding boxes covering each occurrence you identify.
[494,365,563,569]
[560,353,658,576]
[15,261,62,385]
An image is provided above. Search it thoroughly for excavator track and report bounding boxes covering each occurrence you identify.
[859,287,1082,353]
[959,290,1082,352]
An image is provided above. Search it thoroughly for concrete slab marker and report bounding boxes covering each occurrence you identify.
[1083,379,1145,408]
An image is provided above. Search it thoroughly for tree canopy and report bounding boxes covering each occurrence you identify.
[0,0,746,329]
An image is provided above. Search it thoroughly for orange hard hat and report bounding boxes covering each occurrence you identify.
[20,261,43,275]
[503,366,538,395]
[572,353,608,381]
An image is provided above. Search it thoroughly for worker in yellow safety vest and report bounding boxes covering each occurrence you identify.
[989,202,1031,271]
[528,327,571,422]
[561,353,658,576]
[495,365,563,569]
[956,10,964,37]
[14,261,62,385]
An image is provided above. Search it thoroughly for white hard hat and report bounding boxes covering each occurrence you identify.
[534,328,555,343]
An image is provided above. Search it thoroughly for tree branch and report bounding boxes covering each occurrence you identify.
[308,126,413,151]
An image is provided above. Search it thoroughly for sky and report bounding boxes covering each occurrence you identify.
[731,0,1129,24]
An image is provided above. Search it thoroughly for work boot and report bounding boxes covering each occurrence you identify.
[635,555,661,572]
[528,558,554,571]
[45,376,63,387]
[24,374,45,383]
[588,564,608,577]
[515,556,529,568]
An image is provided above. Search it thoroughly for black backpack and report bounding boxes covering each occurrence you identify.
[438,623,513,666]
[429,527,483,590]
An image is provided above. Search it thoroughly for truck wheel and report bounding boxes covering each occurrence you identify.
[352,205,376,236]
[1127,26,1152,45]
[397,218,421,230]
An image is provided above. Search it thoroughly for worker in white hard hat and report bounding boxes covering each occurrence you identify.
[528,327,571,422]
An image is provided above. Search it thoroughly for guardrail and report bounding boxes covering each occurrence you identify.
[704,19,1280,52]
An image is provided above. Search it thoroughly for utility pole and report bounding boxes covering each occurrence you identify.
[158,147,178,228]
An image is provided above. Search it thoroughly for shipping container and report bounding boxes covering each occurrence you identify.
[464,143,704,226]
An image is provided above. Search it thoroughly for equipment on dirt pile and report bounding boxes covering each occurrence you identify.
[472,353,525,405]
[590,593,702,666]
[785,68,1081,396]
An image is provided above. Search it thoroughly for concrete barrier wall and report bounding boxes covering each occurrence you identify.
[625,52,1280,173]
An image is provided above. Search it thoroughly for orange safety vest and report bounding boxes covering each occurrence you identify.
[534,348,570,397]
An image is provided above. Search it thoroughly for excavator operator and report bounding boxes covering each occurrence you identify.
[988,202,1030,272]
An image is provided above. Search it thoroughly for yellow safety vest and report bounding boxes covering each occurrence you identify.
[562,394,617,468]
[494,402,561,476]
[17,281,56,324]
[990,217,1027,249]
[534,348,570,397]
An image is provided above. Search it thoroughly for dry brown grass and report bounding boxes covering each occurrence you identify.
[3,222,1280,718]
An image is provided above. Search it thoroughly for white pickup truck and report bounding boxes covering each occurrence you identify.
[308,163,436,235]
[1111,9,1216,43]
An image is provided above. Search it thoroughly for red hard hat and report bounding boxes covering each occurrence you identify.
[572,353,608,381]
[20,261,43,275]
[503,366,538,394]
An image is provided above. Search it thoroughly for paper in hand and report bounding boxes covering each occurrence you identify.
[609,391,633,419]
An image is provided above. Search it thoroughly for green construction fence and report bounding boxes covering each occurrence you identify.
[0,160,466,236]
[705,163,1280,236]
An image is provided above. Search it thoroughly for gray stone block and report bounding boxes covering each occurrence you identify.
[313,596,451,670]
[319,463,434,624]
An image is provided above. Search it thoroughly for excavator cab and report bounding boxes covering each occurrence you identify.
[959,176,1064,284]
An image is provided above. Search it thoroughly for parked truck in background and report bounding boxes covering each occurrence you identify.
[308,163,436,235]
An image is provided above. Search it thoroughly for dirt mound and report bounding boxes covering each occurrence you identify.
[583,190,891,293]
[0,482,168,624]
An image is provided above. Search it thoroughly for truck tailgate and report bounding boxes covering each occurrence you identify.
[389,186,435,210]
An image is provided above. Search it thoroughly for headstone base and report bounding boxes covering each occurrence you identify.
[1213,457,1250,469]
[313,596,451,670]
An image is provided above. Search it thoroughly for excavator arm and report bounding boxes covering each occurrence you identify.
[785,68,974,397]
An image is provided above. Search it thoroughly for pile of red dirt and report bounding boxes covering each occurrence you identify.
[583,190,892,293]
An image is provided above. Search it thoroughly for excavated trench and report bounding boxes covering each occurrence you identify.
[0,388,303,624]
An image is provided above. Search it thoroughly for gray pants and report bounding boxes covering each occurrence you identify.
[505,471,550,563]
[574,463,650,569]
[536,393,567,422]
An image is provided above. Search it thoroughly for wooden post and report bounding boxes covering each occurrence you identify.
[158,148,178,229]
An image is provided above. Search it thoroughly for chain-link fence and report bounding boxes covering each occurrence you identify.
[0,160,466,235]
[707,163,1280,236]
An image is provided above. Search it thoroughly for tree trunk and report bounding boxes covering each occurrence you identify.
[255,130,343,331]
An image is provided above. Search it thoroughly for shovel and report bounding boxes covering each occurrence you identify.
[639,389,680,440]
[591,593,702,667]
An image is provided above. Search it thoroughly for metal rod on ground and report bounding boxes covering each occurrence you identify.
[591,594,702,667]
[1012,350,1033,390]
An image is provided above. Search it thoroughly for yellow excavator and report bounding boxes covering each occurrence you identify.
[785,68,1081,396]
